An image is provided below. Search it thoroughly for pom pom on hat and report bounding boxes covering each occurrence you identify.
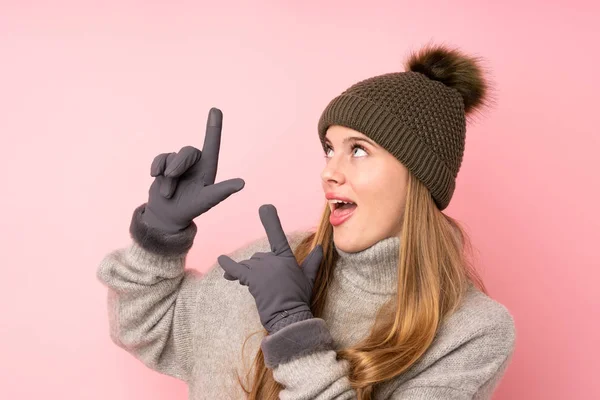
[404,44,489,115]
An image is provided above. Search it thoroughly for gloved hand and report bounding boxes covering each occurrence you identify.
[218,204,324,334]
[142,108,245,233]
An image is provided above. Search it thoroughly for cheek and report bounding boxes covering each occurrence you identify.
[352,172,390,209]
[353,167,406,218]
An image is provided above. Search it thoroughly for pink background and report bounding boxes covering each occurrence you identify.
[1,1,598,399]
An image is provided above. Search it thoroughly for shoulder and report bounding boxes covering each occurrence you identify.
[457,285,515,338]
[437,284,516,360]
[391,286,517,396]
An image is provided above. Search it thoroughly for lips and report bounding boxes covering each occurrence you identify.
[326,193,357,226]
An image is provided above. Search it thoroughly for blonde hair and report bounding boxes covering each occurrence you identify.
[235,172,487,399]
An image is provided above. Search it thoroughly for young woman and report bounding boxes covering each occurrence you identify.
[97,44,516,399]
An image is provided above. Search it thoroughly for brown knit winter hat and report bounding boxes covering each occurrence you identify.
[317,44,490,210]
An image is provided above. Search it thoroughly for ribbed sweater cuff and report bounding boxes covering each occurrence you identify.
[129,203,197,257]
[261,318,334,369]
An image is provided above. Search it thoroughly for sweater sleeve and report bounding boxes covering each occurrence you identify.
[261,304,516,399]
[96,203,203,382]
[261,318,357,398]
[97,204,313,383]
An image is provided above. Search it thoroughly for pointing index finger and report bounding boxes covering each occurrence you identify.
[259,204,293,257]
[199,107,223,185]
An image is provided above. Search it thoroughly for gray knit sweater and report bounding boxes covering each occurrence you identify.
[97,206,516,399]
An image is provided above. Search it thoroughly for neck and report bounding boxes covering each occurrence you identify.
[334,236,400,295]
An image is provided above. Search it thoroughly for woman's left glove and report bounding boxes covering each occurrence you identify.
[218,204,323,334]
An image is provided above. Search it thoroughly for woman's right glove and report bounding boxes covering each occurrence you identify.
[132,107,245,256]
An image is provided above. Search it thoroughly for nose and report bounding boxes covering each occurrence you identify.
[321,157,346,186]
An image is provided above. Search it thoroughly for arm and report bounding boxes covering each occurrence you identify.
[98,204,310,383]
[97,107,245,381]
[96,204,201,382]
[261,304,516,400]
[262,318,356,399]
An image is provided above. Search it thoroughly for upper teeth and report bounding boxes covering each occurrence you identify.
[329,199,354,208]
[328,199,355,212]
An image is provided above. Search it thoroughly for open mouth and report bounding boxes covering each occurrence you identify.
[330,199,357,212]
[329,199,358,226]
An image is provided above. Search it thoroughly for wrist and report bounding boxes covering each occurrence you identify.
[130,204,197,257]
[267,309,314,335]
[142,205,187,233]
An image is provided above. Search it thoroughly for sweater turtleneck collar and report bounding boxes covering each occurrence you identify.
[333,236,400,296]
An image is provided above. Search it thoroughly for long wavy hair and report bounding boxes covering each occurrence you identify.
[234,172,487,399]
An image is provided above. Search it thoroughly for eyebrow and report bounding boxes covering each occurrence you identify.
[324,136,376,146]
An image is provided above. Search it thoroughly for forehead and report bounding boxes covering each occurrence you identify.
[325,125,368,141]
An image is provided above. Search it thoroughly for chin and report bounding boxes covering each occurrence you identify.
[332,229,372,253]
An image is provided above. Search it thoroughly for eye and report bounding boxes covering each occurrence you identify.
[324,145,333,159]
[352,145,367,157]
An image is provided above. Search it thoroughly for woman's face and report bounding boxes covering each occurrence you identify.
[321,125,409,253]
